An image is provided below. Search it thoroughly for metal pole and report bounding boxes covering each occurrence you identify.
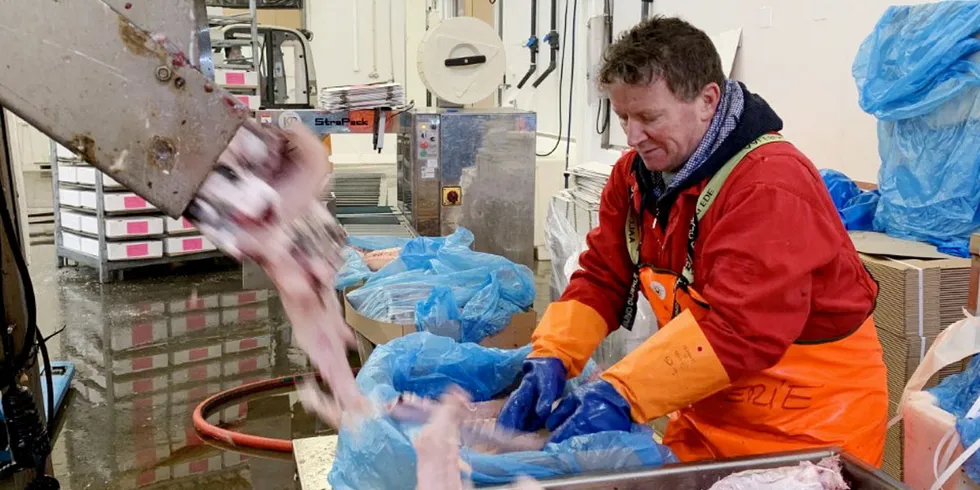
[641,0,653,20]
[250,0,259,72]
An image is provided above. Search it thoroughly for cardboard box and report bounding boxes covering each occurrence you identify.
[344,288,537,362]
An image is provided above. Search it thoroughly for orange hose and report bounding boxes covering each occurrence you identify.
[193,371,353,453]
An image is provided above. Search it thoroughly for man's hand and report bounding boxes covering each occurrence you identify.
[496,358,567,432]
[546,379,633,443]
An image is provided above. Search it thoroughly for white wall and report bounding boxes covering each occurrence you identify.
[501,0,941,184]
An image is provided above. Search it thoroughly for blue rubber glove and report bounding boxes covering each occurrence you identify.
[546,379,633,443]
[496,357,567,432]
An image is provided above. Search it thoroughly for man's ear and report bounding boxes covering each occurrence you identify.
[698,82,722,122]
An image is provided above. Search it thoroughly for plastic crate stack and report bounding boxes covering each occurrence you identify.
[51,141,222,282]
[214,66,261,112]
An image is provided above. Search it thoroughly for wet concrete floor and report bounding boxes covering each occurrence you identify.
[17,243,553,489]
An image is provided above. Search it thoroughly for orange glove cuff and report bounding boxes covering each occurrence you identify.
[529,301,609,378]
[601,309,731,423]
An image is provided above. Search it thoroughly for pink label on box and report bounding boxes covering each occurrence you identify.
[132,357,153,371]
[187,314,206,331]
[189,347,210,361]
[133,379,154,393]
[126,243,150,257]
[189,365,208,380]
[131,322,153,346]
[236,95,250,106]
[183,237,204,251]
[240,338,259,350]
[190,460,209,474]
[238,307,257,322]
[239,292,257,303]
[239,358,258,373]
[127,221,149,234]
[123,196,147,209]
[226,72,246,85]
[182,218,195,229]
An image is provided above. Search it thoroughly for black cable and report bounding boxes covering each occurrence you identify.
[595,98,610,135]
[536,0,572,158]
[563,0,579,188]
[35,328,54,434]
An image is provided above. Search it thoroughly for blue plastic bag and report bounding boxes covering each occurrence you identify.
[852,1,980,256]
[347,228,536,342]
[336,235,415,290]
[819,169,880,231]
[327,333,676,489]
[929,356,980,482]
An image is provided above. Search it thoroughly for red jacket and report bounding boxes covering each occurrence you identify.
[563,137,878,381]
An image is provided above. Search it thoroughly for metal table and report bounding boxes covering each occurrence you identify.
[488,448,908,490]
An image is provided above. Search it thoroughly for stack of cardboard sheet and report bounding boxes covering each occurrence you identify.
[550,162,613,240]
[318,82,406,111]
[858,244,972,479]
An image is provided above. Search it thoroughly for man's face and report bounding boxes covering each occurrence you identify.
[608,78,720,173]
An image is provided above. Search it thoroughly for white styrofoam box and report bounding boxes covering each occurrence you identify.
[115,443,170,473]
[115,352,168,375]
[164,235,216,256]
[221,398,249,424]
[220,304,269,326]
[117,466,171,489]
[168,293,220,313]
[222,353,271,377]
[234,94,260,110]
[223,334,271,355]
[60,231,163,260]
[171,360,222,386]
[172,344,222,365]
[219,289,270,307]
[62,188,156,212]
[75,166,124,188]
[216,69,259,88]
[59,211,84,232]
[170,310,221,337]
[57,166,77,183]
[59,188,82,207]
[223,451,248,468]
[171,382,221,407]
[104,192,155,212]
[165,216,198,234]
[113,371,168,398]
[103,216,163,238]
[172,455,223,478]
[56,144,78,160]
[110,319,167,352]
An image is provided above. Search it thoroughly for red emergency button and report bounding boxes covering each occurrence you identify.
[446,190,459,204]
[420,142,429,149]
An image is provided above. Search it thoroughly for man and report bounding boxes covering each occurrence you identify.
[497,16,888,466]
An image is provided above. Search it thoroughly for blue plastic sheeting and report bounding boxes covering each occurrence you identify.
[819,169,879,231]
[346,228,536,343]
[929,356,980,482]
[852,1,980,257]
[327,333,676,489]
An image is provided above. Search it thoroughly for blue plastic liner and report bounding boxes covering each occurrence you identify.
[327,333,676,489]
[346,228,536,343]
[819,169,879,231]
[852,1,980,257]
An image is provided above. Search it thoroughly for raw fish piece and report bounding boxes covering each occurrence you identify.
[707,456,849,490]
